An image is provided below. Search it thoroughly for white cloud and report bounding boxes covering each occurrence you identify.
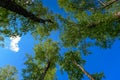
[9,36,21,52]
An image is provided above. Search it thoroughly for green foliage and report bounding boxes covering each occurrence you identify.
[17,0,58,36]
[22,39,60,80]
[59,1,120,48]
[1,0,120,80]
[0,0,57,37]
[32,20,58,39]
[34,39,60,62]
[58,0,95,12]
[0,0,58,48]
[0,36,4,47]
[60,51,85,80]
[22,55,42,80]
[0,65,18,80]
[0,8,9,26]
[23,54,57,80]
[57,0,120,79]
[92,72,105,80]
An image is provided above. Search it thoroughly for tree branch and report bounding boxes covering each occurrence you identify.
[73,60,95,80]
[87,11,120,28]
[0,0,53,24]
[40,61,51,80]
[101,0,118,9]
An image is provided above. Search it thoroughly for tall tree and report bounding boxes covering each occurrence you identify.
[22,39,60,80]
[57,0,120,79]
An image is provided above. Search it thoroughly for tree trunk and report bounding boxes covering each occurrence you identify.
[0,0,53,24]
[73,60,95,80]
[38,61,51,80]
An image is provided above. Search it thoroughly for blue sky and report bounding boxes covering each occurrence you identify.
[0,0,120,80]
[84,40,120,80]
[0,33,35,79]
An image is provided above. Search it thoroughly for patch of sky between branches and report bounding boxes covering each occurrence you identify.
[42,0,67,18]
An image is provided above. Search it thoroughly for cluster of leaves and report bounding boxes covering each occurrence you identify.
[58,0,96,12]
[22,39,60,80]
[0,65,18,80]
[60,51,85,80]
[92,72,105,80]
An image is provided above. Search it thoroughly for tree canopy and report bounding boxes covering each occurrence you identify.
[0,0,120,80]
